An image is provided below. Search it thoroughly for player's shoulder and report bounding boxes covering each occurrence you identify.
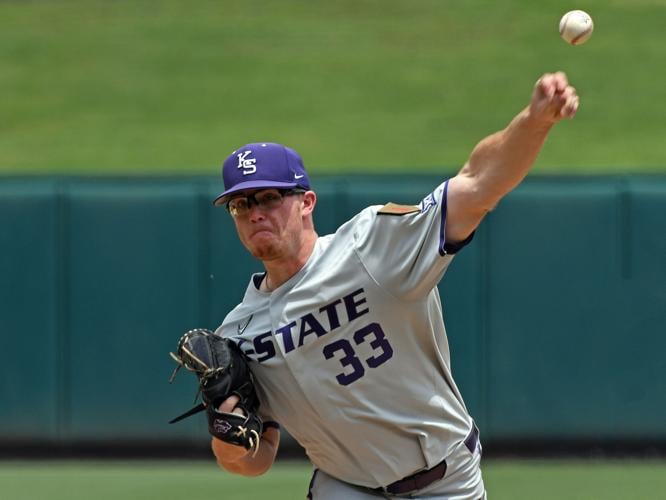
[331,205,381,239]
[333,200,422,235]
[329,181,448,241]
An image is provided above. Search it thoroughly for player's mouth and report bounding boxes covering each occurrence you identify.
[247,228,276,244]
[249,227,274,238]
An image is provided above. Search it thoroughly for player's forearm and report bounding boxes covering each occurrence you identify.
[458,105,554,211]
[212,427,280,477]
[445,73,578,243]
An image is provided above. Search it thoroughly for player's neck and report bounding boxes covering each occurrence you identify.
[262,231,318,291]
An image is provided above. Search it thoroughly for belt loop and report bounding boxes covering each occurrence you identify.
[464,421,480,454]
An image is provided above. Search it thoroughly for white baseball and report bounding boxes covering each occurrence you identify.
[559,10,594,45]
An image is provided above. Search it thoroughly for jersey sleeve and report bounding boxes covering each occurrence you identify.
[354,180,474,299]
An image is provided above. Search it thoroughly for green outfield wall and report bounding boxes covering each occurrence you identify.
[1,175,665,448]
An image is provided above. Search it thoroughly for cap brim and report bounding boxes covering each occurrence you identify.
[212,180,300,206]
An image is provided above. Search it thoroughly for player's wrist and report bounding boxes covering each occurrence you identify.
[520,105,557,131]
[212,435,253,461]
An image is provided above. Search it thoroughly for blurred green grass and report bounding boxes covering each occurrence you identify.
[1,0,665,174]
[1,459,666,500]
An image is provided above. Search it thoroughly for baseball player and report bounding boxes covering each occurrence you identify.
[209,72,579,498]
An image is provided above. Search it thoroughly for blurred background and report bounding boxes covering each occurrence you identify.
[1,0,665,499]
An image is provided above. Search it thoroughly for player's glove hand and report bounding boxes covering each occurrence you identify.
[168,328,262,455]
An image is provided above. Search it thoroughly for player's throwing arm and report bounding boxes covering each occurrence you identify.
[445,72,579,244]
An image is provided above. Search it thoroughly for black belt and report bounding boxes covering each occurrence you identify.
[375,422,480,496]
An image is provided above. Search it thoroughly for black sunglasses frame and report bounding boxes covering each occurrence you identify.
[225,188,307,216]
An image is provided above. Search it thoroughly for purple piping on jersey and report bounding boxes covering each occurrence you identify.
[438,179,475,256]
[437,181,450,256]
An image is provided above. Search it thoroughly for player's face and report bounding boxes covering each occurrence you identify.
[228,188,309,261]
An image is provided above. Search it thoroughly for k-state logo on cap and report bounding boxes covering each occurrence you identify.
[237,150,257,175]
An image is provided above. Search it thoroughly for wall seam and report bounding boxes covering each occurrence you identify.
[55,180,70,442]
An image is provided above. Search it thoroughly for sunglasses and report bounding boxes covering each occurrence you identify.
[226,188,306,217]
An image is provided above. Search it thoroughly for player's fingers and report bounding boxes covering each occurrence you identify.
[218,395,241,413]
[558,84,578,106]
[554,85,576,106]
[536,72,570,99]
[553,71,569,93]
[532,72,577,121]
[561,94,580,118]
[535,74,555,99]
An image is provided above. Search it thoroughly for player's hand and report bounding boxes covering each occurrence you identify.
[529,72,579,124]
[211,395,251,459]
[218,394,246,416]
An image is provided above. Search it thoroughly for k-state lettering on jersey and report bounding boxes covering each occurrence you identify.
[215,180,475,489]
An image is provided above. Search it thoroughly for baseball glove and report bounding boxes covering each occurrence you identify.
[168,328,262,454]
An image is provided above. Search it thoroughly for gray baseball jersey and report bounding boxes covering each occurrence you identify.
[216,180,475,489]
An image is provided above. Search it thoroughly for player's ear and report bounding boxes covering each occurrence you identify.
[301,191,316,216]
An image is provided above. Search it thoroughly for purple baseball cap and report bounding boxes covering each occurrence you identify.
[213,142,311,206]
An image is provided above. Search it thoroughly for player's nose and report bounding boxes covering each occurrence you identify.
[247,202,265,222]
